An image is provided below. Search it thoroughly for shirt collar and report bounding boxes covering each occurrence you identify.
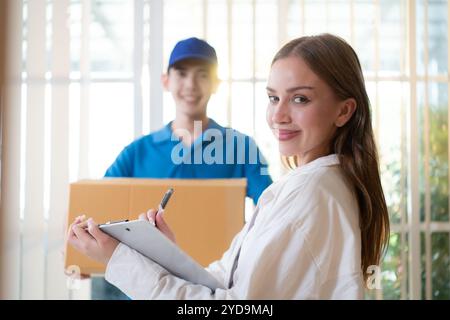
[152,118,225,144]
[290,154,340,175]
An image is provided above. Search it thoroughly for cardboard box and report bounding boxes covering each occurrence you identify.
[65,178,246,274]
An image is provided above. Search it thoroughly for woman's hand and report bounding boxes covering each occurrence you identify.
[67,216,119,265]
[63,215,91,279]
[138,208,176,243]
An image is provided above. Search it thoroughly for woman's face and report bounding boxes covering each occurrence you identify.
[266,56,347,165]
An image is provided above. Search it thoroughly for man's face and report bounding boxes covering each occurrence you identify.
[162,59,219,119]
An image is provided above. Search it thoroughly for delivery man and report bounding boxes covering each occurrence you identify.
[92,37,272,299]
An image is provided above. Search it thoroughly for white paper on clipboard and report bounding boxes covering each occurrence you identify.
[99,219,224,291]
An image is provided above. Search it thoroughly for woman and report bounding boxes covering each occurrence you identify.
[68,33,389,299]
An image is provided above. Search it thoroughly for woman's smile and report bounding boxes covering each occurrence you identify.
[274,129,301,141]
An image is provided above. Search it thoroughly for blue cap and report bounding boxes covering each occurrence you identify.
[168,37,218,68]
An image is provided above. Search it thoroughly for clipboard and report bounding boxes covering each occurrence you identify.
[99,219,224,291]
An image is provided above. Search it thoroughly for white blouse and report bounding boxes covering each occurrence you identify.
[105,154,364,299]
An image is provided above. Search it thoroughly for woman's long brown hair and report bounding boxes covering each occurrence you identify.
[273,34,390,284]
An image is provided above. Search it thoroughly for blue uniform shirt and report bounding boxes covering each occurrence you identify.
[105,118,272,204]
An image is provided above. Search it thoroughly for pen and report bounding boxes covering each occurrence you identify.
[159,188,174,211]
[151,188,174,227]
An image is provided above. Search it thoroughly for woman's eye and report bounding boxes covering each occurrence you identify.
[293,96,309,104]
[268,95,279,103]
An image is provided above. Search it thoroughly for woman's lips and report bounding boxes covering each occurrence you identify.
[276,129,301,141]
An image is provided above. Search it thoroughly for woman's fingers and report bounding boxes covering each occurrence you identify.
[68,217,119,265]
[155,210,176,243]
[67,215,85,239]
[147,209,157,226]
[69,215,82,229]
[71,222,94,248]
[86,218,110,244]
[138,212,148,221]
[76,220,89,229]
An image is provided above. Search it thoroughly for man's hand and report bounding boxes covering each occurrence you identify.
[67,216,119,265]
[138,208,176,243]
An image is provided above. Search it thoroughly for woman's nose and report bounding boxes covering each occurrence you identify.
[271,100,291,124]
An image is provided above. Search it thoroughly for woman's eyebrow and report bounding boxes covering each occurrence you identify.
[286,85,314,92]
[266,85,314,92]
